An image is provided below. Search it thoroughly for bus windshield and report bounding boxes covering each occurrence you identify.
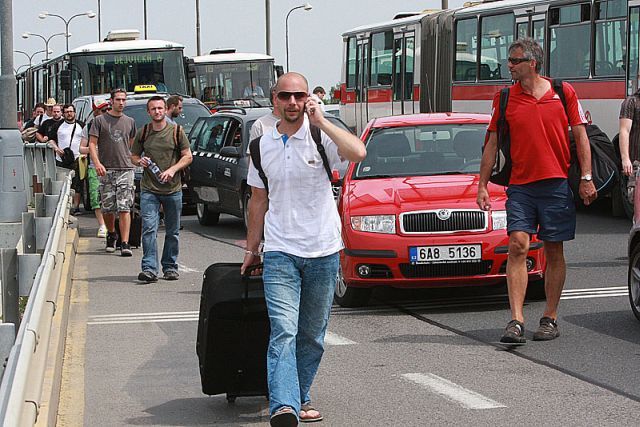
[191,61,274,108]
[69,49,187,97]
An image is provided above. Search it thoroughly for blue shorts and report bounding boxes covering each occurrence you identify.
[506,178,576,242]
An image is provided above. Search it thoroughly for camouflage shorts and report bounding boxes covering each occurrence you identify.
[99,170,135,213]
[627,161,640,204]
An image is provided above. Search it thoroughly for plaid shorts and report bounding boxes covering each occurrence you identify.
[99,169,135,213]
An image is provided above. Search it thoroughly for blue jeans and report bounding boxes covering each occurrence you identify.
[140,190,182,274]
[262,251,339,417]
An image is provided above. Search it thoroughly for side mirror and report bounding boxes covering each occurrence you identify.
[60,69,71,90]
[219,146,241,158]
[274,65,284,77]
[186,60,196,80]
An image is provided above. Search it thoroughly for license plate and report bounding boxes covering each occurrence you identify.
[409,244,481,264]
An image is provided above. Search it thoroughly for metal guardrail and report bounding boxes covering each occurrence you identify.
[0,141,72,425]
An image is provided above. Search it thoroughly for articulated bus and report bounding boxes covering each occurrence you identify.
[187,49,281,110]
[16,30,187,121]
[338,0,640,142]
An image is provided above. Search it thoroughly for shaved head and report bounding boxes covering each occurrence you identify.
[275,72,309,93]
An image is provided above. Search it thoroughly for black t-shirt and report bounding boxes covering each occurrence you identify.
[37,118,63,141]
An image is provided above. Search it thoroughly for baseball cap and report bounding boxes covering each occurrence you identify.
[92,99,110,111]
[44,98,57,107]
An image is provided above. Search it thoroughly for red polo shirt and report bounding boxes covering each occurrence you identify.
[487,78,587,185]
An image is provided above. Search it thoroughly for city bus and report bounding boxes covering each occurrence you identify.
[186,49,282,110]
[16,29,188,120]
[337,0,638,143]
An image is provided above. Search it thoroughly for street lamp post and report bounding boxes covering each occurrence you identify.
[38,10,96,52]
[13,49,48,67]
[285,3,312,72]
[265,0,271,55]
[196,0,201,56]
[21,32,66,60]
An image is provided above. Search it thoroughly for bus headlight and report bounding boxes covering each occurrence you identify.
[350,215,396,234]
[492,210,507,230]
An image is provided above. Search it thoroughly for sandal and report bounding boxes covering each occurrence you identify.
[300,403,323,423]
[270,406,298,427]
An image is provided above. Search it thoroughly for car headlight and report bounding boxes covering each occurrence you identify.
[350,215,396,234]
[492,210,507,230]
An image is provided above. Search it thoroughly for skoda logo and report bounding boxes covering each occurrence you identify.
[436,209,451,221]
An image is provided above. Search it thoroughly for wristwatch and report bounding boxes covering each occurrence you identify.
[581,173,593,182]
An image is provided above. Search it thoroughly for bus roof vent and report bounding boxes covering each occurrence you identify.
[104,30,141,42]
[209,48,237,55]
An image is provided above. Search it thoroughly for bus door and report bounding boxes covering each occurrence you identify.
[355,40,369,133]
[391,32,416,116]
[627,2,640,95]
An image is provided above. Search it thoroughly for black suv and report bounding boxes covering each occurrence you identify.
[188,108,353,228]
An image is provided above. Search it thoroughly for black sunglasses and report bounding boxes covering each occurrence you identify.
[508,57,532,65]
[276,91,308,101]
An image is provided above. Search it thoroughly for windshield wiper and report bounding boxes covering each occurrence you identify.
[358,174,395,179]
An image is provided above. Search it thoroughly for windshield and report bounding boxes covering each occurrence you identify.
[354,124,486,179]
[70,49,187,98]
[190,60,275,108]
[123,102,211,135]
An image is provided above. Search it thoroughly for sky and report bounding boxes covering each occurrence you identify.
[5,0,466,93]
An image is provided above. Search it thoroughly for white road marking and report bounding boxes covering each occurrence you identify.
[402,373,506,410]
[178,263,201,273]
[324,331,357,346]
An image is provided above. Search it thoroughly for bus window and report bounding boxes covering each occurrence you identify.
[533,19,545,46]
[454,18,478,81]
[517,23,528,39]
[370,31,394,86]
[394,38,403,100]
[480,13,514,80]
[405,36,415,100]
[630,8,640,94]
[347,37,357,88]
[594,0,626,76]
[549,3,592,78]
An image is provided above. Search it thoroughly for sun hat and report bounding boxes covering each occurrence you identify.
[92,99,110,111]
[44,98,57,106]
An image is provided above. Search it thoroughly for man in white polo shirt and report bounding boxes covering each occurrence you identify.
[241,72,366,427]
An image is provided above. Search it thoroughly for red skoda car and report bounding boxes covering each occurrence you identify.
[336,113,546,307]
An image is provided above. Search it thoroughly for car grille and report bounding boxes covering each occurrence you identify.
[402,210,486,233]
[399,261,493,278]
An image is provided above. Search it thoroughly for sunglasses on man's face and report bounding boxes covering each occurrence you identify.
[508,57,531,65]
[276,91,308,101]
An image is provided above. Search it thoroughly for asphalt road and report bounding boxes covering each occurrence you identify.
[63,199,640,426]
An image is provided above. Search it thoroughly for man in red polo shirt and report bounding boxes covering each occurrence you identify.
[477,37,597,344]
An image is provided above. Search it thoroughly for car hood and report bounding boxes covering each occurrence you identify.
[344,174,507,214]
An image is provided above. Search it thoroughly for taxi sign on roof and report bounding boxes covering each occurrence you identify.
[134,84,157,93]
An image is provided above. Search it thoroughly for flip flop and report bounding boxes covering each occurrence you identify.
[270,406,298,427]
[300,403,323,423]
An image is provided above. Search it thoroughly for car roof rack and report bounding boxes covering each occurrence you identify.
[214,106,247,115]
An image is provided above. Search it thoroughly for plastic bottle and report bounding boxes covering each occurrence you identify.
[145,157,165,183]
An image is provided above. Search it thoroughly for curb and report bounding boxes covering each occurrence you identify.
[35,227,78,427]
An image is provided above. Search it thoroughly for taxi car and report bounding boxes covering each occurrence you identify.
[335,113,546,307]
[188,108,354,228]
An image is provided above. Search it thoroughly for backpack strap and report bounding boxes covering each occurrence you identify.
[552,79,570,122]
[249,136,268,193]
[497,87,510,148]
[139,123,150,149]
[309,124,334,182]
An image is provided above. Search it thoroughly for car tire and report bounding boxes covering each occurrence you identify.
[334,265,372,307]
[525,278,546,300]
[196,202,220,226]
[628,244,640,321]
[618,174,634,220]
[242,188,251,230]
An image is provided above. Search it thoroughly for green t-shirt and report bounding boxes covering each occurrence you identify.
[131,123,189,194]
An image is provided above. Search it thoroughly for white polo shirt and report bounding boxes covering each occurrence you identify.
[247,117,344,258]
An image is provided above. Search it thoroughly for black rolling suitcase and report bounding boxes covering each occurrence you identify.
[196,263,269,402]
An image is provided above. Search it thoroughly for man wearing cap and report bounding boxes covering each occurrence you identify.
[43,98,56,121]
[80,99,111,237]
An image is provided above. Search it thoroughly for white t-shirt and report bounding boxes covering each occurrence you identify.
[247,117,343,258]
[56,121,83,161]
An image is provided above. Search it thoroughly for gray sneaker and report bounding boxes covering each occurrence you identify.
[163,270,179,281]
[533,317,559,341]
[500,319,526,344]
